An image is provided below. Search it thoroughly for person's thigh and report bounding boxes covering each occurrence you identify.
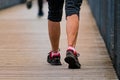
[48,0,64,22]
[65,0,83,17]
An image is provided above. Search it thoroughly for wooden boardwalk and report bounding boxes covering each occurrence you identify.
[0,0,118,80]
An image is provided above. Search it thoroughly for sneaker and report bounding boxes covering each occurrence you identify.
[47,51,62,65]
[64,49,81,69]
[26,0,32,9]
[38,11,44,17]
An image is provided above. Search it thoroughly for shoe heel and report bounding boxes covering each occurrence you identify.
[54,57,62,65]
[65,56,75,64]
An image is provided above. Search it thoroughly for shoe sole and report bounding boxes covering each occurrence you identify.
[65,55,81,69]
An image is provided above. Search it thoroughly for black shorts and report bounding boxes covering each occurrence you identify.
[48,0,82,22]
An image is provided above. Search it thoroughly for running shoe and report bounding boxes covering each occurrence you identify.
[26,0,32,9]
[64,49,81,69]
[38,11,44,17]
[47,51,62,65]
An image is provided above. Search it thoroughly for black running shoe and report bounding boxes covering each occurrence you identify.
[26,0,32,9]
[38,11,44,17]
[64,49,81,69]
[47,51,62,65]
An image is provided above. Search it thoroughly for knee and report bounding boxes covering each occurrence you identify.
[48,10,63,22]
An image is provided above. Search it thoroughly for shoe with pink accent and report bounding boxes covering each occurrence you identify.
[47,51,62,65]
[64,47,81,69]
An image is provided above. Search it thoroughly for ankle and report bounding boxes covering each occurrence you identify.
[52,49,60,53]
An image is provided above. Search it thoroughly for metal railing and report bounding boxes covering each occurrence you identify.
[87,0,120,79]
[0,0,26,10]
